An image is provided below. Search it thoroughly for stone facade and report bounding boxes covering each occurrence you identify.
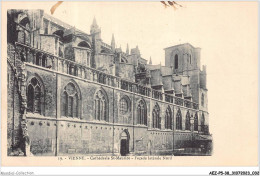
[7,9,212,156]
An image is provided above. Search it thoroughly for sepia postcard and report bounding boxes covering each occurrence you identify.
[1,1,258,167]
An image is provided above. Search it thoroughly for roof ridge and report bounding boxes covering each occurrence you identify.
[44,13,89,36]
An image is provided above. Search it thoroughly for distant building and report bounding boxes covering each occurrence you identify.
[7,9,211,156]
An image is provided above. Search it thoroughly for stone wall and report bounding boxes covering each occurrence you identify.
[95,54,114,74]
[40,35,56,55]
[7,44,28,156]
[116,63,135,82]
[17,64,199,156]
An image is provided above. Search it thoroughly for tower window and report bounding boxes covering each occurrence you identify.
[201,113,205,126]
[174,54,178,69]
[152,104,161,129]
[94,90,108,121]
[137,100,147,125]
[201,93,204,106]
[201,113,205,132]
[165,106,172,130]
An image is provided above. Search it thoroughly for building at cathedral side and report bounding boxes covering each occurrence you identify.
[7,9,211,156]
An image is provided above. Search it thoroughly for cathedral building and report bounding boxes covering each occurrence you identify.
[7,9,211,156]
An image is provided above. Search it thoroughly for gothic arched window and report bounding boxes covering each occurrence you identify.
[27,77,44,114]
[176,109,182,130]
[194,112,198,131]
[165,106,172,130]
[174,54,178,69]
[185,111,191,131]
[137,100,147,125]
[62,82,80,118]
[152,104,161,129]
[95,90,108,121]
[119,97,130,115]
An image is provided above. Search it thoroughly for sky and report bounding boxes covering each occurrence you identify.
[44,1,212,65]
[2,1,259,165]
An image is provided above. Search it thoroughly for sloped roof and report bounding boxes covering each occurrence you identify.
[150,69,163,86]
[44,13,73,29]
[164,43,200,50]
[44,13,90,37]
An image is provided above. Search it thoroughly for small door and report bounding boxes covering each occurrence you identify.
[120,139,127,156]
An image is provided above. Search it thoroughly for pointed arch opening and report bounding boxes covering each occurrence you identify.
[152,103,161,129]
[174,54,178,69]
[176,108,182,130]
[119,95,131,115]
[136,99,147,126]
[27,76,45,115]
[165,106,172,130]
[19,16,30,28]
[94,88,109,122]
[61,81,81,118]
[185,111,191,131]
[120,129,130,156]
[201,113,205,126]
